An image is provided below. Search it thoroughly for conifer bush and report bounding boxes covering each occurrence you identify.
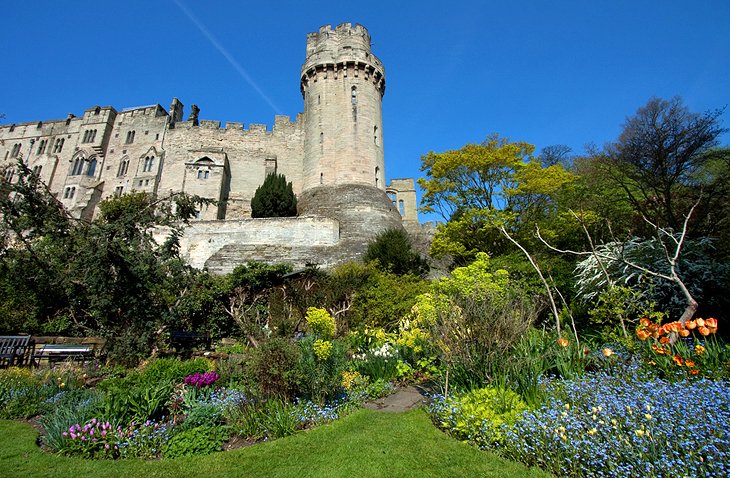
[250,173,297,218]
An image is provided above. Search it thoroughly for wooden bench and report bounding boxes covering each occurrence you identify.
[33,344,93,364]
[30,336,106,366]
[0,335,32,367]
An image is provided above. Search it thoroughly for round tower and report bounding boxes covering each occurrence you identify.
[300,23,386,191]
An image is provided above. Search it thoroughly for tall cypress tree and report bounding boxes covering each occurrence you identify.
[250,173,297,218]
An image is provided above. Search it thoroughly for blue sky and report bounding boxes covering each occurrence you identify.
[2,1,728,222]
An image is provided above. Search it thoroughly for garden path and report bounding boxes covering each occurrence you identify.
[363,385,429,412]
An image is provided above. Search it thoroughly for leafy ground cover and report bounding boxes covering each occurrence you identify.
[0,409,551,478]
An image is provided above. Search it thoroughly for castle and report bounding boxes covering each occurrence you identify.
[0,23,419,273]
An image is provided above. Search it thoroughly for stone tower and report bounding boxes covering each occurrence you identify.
[300,23,386,191]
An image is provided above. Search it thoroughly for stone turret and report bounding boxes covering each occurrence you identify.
[300,23,386,191]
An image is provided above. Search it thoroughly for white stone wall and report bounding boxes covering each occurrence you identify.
[155,215,340,270]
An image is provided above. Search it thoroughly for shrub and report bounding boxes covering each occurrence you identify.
[430,387,529,448]
[297,337,347,403]
[250,173,297,218]
[0,367,54,418]
[250,337,301,399]
[163,425,229,458]
[364,228,429,277]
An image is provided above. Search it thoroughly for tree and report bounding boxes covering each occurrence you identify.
[418,134,575,263]
[602,97,727,232]
[250,173,297,218]
[363,228,429,276]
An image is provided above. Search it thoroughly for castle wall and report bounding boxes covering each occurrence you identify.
[158,115,305,219]
[156,216,340,272]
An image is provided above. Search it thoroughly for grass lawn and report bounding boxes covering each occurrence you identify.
[0,408,551,478]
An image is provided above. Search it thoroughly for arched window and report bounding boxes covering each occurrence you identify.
[117,158,129,177]
[320,172,324,185]
[143,156,154,172]
[4,168,15,182]
[375,167,380,187]
[37,140,47,155]
[71,157,85,176]
[86,158,97,177]
[351,86,357,105]
[125,130,135,144]
[53,138,64,153]
[32,165,42,177]
[11,143,21,158]
[374,126,379,146]
[398,200,405,216]
[64,186,75,199]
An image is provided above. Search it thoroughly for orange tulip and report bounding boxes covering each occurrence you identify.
[705,318,718,332]
[696,318,705,327]
[640,317,650,327]
[689,369,700,375]
[699,326,710,336]
[557,338,569,347]
[685,320,697,330]
[672,355,684,366]
[685,360,696,367]
[636,329,651,341]
[659,336,670,345]
[679,329,690,338]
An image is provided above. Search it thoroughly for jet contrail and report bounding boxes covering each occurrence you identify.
[172,0,282,114]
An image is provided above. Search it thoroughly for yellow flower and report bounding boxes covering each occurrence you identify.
[635,429,645,437]
[695,344,706,356]
[645,413,652,420]
[312,339,333,361]
[59,382,65,388]
[587,428,598,436]
[602,347,614,357]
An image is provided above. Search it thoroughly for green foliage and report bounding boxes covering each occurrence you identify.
[100,382,172,426]
[250,173,297,218]
[432,387,529,447]
[40,389,104,451]
[418,134,575,263]
[297,337,347,403]
[250,337,301,399]
[364,228,429,276]
[348,269,428,330]
[162,425,229,458]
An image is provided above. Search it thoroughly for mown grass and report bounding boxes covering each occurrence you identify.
[0,408,552,478]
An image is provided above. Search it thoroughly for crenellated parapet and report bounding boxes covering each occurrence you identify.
[300,23,385,97]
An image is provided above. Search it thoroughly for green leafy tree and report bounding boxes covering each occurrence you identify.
[250,173,297,218]
[364,228,429,276]
[418,134,575,264]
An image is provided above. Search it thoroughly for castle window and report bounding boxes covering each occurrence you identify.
[117,159,129,177]
[320,172,323,185]
[114,186,124,196]
[10,143,21,158]
[351,86,357,105]
[143,156,154,172]
[83,129,97,143]
[197,169,210,180]
[374,126,379,146]
[86,158,97,177]
[71,158,85,176]
[125,130,135,144]
[138,180,144,187]
[64,186,75,199]
[387,191,396,204]
[32,165,42,176]
[52,138,64,153]
[4,168,15,182]
[375,166,380,187]
[398,199,405,216]
[37,139,47,155]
